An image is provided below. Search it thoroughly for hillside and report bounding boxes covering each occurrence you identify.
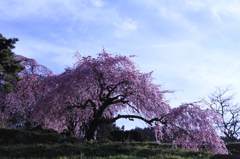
[0,128,239,158]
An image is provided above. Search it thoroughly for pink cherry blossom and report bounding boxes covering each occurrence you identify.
[1,52,228,154]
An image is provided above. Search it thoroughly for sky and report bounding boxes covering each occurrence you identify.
[1,0,240,129]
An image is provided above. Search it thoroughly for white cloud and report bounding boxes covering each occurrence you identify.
[128,36,240,106]
[0,0,111,23]
[90,0,105,8]
[14,37,77,73]
[182,0,240,23]
[114,18,138,38]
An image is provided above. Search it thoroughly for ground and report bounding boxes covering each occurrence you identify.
[0,128,239,159]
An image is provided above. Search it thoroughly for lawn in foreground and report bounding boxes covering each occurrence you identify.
[0,128,239,159]
[0,142,211,159]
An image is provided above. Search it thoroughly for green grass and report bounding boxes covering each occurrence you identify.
[0,128,239,159]
[0,142,211,159]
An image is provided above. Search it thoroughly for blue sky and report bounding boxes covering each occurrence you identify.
[1,0,240,129]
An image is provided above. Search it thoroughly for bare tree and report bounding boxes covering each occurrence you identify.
[207,88,240,141]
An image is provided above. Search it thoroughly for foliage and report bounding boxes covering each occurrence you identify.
[112,127,155,142]
[0,34,23,126]
[0,33,23,92]
[97,124,155,142]
[96,123,121,142]
[226,142,240,155]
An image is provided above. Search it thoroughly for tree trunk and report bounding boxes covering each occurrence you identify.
[84,102,110,140]
[85,119,100,140]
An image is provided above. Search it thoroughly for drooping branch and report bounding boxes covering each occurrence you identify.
[102,114,166,126]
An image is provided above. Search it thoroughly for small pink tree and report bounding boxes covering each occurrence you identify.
[155,103,228,154]
[3,55,52,127]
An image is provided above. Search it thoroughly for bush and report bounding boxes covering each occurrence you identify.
[0,128,79,145]
[227,142,240,155]
[210,154,240,159]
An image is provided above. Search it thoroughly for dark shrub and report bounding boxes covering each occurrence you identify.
[227,142,240,155]
[0,128,79,145]
[211,154,240,159]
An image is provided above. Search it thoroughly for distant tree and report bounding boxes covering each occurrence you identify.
[126,128,145,142]
[97,125,155,142]
[0,34,23,92]
[95,123,128,142]
[132,127,155,141]
[206,88,240,141]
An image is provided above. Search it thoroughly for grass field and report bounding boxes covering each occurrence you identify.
[0,128,239,159]
[0,142,212,159]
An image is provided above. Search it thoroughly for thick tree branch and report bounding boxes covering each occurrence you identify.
[102,114,166,126]
[66,99,96,111]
